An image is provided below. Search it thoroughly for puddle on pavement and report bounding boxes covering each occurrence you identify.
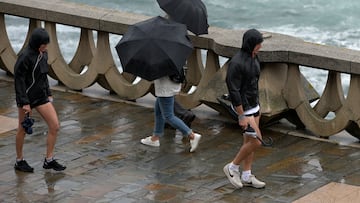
[144,183,186,202]
[308,158,323,171]
[44,171,66,192]
[301,173,317,179]
[266,156,304,172]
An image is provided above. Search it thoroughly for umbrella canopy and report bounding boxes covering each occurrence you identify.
[157,0,209,35]
[115,16,193,81]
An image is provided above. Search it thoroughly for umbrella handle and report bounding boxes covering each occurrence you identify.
[256,135,273,147]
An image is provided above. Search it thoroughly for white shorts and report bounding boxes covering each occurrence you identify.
[231,104,260,116]
[244,105,260,116]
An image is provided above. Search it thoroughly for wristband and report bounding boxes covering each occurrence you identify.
[238,114,246,121]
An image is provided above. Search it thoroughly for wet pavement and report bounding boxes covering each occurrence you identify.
[0,78,359,203]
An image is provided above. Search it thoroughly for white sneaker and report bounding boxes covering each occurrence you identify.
[242,175,266,188]
[223,163,243,188]
[190,133,201,152]
[140,136,160,147]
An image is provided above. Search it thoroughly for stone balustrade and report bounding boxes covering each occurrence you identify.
[1,0,359,139]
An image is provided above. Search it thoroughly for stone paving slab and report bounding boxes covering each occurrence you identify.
[293,182,360,203]
[0,115,17,134]
[0,79,359,202]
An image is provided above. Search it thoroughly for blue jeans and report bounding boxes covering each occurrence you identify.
[153,96,192,137]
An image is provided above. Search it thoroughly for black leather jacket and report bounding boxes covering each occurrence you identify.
[226,29,263,111]
[14,28,51,108]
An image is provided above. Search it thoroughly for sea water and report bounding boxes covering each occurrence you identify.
[4,0,360,94]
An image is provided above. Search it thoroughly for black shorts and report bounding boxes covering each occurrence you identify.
[30,97,50,109]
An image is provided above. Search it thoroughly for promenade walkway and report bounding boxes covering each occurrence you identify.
[0,77,359,203]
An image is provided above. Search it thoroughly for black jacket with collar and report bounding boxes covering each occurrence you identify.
[226,29,263,111]
[14,28,51,108]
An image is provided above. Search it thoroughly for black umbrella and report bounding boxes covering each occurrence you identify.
[157,0,209,35]
[115,16,193,81]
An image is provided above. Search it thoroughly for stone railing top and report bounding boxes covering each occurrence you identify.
[1,0,360,74]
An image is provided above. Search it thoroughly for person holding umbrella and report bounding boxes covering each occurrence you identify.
[155,0,208,132]
[14,28,66,172]
[223,29,266,189]
[141,75,202,152]
[116,16,202,152]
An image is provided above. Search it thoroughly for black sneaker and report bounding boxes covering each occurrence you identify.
[43,159,66,171]
[14,160,34,173]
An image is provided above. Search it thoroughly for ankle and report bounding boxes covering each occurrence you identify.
[46,157,54,162]
[229,162,240,171]
[188,132,195,140]
[241,170,252,181]
[151,136,159,141]
[16,158,24,162]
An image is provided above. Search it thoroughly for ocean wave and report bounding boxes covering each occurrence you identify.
[264,24,360,50]
[206,0,235,9]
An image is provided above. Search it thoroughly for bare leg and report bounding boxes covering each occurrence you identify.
[35,102,60,158]
[232,137,261,165]
[241,139,255,171]
[242,115,261,171]
[232,116,262,166]
[15,108,27,160]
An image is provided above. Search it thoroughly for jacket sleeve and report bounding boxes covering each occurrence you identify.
[226,61,243,107]
[14,59,30,107]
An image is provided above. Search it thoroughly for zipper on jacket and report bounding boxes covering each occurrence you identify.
[25,53,43,94]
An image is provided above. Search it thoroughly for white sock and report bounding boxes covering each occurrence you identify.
[46,157,54,162]
[229,162,240,172]
[16,158,23,162]
[242,170,251,181]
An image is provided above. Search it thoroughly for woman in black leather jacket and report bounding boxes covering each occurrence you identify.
[14,28,66,172]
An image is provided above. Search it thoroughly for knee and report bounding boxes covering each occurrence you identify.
[49,122,60,133]
[54,123,60,132]
[163,114,174,121]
